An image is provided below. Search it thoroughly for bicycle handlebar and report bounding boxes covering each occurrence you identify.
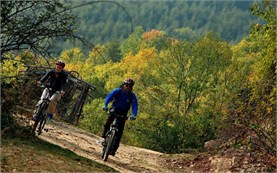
[39,84,62,95]
[106,108,131,120]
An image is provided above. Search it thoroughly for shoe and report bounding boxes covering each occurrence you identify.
[109,150,116,156]
[101,138,106,146]
[48,114,53,120]
[101,132,106,138]
[32,114,38,121]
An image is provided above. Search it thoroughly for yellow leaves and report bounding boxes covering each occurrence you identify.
[1,55,26,83]
[267,107,273,114]
[169,38,180,46]
[121,48,157,78]
[65,59,93,82]
[123,47,157,64]
[60,48,85,63]
[94,61,119,78]
[105,75,122,91]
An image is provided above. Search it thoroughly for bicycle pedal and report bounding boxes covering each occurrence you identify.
[96,139,106,146]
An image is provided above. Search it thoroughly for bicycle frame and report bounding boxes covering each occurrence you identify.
[32,85,60,135]
[101,111,128,161]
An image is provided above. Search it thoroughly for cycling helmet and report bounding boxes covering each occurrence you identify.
[56,60,65,68]
[124,78,135,87]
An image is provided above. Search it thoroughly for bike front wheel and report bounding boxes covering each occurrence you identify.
[32,102,48,135]
[37,113,47,135]
[32,120,39,135]
[102,129,116,161]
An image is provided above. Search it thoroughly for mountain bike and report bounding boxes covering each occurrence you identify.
[32,85,61,135]
[101,109,128,161]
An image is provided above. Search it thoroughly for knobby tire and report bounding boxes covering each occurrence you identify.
[102,129,116,161]
[32,102,47,135]
[37,115,47,135]
[32,121,39,135]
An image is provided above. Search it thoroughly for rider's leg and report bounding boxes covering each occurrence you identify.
[46,92,61,119]
[40,88,49,100]
[101,114,115,138]
[111,118,126,154]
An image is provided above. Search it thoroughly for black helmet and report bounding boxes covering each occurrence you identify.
[124,78,135,87]
[56,60,65,68]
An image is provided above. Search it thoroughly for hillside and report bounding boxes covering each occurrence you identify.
[1,113,274,172]
[51,0,262,54]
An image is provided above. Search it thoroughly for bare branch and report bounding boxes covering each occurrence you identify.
[1,0,133,62]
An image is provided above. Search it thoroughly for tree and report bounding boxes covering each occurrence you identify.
[102,41,122,62]
[88,41,122,66]
[217,0,276,159]
[1,0,80,59]
[247,0,276,155]
[120,26,144,56]
[141,29,169,51]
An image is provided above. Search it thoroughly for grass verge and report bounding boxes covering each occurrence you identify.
[1,135,118,172]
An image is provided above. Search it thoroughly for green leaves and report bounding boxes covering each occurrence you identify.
[3,0,273,155]
[63,29,236,152]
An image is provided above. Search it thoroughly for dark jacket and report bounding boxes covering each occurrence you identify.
[40,69,68,91]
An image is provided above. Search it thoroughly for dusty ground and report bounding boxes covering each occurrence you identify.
[36,120,213,173]
[14,114,275,173]
[39,120,179,173]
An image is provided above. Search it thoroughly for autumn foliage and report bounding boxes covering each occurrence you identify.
[1,1,275,166]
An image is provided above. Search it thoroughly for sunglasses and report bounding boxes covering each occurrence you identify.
[125,83,133,87]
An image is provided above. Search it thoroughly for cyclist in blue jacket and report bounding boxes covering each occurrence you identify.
[102,78,138,156]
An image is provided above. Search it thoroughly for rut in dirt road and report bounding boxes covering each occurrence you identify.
[38,121,173,173]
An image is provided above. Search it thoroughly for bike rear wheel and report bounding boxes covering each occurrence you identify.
[102,129,116,161]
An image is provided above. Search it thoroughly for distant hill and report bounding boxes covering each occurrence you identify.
[51,0,263,55]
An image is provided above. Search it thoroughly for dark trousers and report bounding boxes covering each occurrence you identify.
[102,114,126,153]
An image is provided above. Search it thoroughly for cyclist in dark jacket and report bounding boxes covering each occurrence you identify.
[33,60,68,120]
[102,78,138,156]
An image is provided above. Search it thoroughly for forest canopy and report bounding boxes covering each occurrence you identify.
[50,0,264,55]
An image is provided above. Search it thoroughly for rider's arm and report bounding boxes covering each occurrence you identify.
[60,71,68,91]
[104,88,121,107]
[39,70,53,83]
[131,94,138,118]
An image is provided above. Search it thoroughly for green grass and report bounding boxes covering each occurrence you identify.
[1,135,118,172]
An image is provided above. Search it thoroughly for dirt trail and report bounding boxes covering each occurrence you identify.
[39,120,175,173]
[15,114,272,173]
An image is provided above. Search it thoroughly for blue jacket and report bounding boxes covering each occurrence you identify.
[104,88,138,117]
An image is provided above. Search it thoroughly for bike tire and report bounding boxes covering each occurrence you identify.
[37,114,47,135]
[101,133,109,159]
[102,132,110,161]
[32,120,39,135]
[32,102,48,135]
[101,139,107,159]
[102,129,116,161]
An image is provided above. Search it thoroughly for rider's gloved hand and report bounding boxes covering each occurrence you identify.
[102,105,108,111]
[129,116,136,121]
[37,81,42,86]
[60,90,65,96]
